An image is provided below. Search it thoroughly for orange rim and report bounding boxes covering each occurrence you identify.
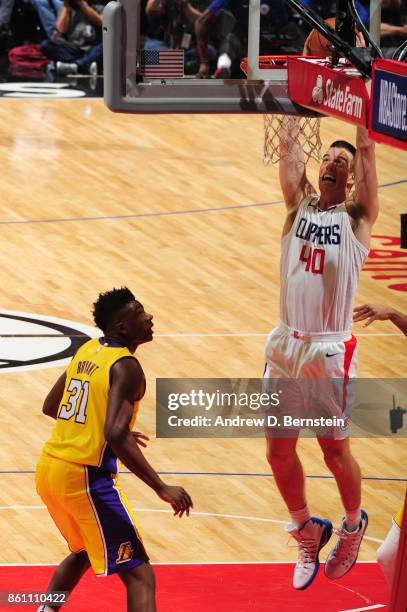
[240,54,323,75]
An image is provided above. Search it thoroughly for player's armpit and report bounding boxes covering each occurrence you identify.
[105,359,165,491]
[105,357,144,443]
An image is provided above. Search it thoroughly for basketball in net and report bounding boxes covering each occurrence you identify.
[307,17,335,56]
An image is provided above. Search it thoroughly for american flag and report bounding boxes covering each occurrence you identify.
[140,49,184,79]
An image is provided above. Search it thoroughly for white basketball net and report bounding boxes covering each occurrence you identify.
[263,114,322,165]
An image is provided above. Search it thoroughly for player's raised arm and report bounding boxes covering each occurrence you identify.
[351,124,379,241]
[278,36,317,217]
[105,358,193,516]
[278,117,316,231]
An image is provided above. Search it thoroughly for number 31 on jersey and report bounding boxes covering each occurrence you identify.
[58,378,90,424]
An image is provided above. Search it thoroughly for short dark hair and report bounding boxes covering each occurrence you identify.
[330,140,356,158]
[92,287,136,332]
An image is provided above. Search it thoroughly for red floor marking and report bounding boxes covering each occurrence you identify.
[0,563,388,611]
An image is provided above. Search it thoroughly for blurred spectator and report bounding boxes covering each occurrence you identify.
[260,2,306,55]
[145,0,212,74]
[0,0,15,50]
[40,0,104,75]
[380,0,407,56]
[145,0,202,48]
[195,0,303,79]
[0,0,15,29]
[31,0,63,39]
[296,1,368,23]
[289,1,370,35]
[355,0,370,25]
[143,0,169,51]
[297,1,335,22]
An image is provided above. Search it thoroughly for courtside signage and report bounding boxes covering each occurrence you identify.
[369,59,407,151]
[288,57,369,126]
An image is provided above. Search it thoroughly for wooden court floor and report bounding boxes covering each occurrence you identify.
[0,99,406,571]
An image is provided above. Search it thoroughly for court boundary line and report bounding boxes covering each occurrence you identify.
[338,604,386,612]
[0,178,405,226]
[0,560,380,566]
[155,332,403,337]
[0,471,405,482]
[0,505,384,543]
[0,332,403,338]
[0,200,283,225]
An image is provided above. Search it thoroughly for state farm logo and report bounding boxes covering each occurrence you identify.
[311,74,363,120]
[0,310,98,373]
[312,75,324,104]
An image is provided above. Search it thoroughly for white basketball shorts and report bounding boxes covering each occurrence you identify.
[263,322,358,439]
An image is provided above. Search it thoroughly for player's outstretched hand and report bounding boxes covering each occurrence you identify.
[353,303,394,327]
[157,484,193,517]
[131,431,150,448]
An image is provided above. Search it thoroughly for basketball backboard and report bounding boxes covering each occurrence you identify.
[103,0,322,115]
[103,0,383,115]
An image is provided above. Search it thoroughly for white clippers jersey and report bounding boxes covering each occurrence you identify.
[280,196,369,333]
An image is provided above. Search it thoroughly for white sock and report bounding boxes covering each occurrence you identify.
[217,53,231,70]
[376,520,400,590]
[289,504,311,528]
[345,507,361,531]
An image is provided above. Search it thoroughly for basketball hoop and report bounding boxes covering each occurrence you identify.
[240,55,322,165]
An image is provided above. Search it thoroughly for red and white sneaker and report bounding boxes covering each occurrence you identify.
[325,510,368,579]
[287,517,333,590]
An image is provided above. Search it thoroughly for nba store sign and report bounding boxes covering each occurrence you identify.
[369,59,407,151]
[288,57,369,126]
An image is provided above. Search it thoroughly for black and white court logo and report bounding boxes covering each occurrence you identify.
[0,310,98,374]
[0,83,86,99]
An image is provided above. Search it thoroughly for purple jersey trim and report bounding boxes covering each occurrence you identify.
[86,466,149,575]
[99,337,127,348]
[99,443,119,473]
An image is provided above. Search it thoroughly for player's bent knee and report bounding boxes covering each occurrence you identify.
[266,445,296,471]
[322,447,349,473]
[119,562,156,590]
[71,550,90,570]
[74,550,89,562]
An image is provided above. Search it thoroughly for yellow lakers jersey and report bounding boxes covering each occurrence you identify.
[43,338,142,471]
